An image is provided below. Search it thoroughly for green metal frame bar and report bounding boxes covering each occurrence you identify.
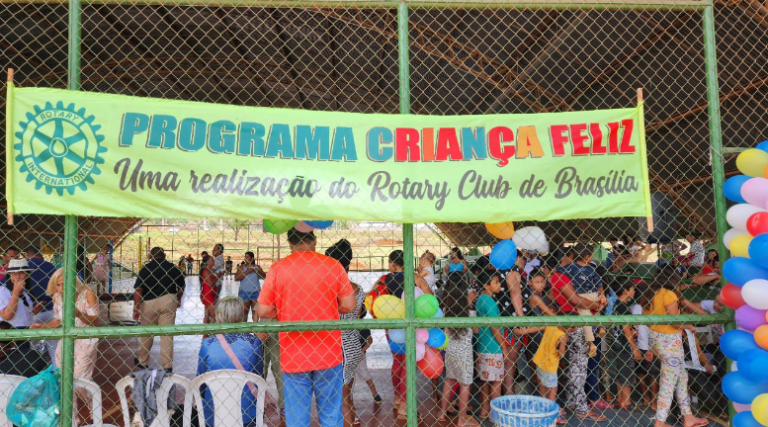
[0,0,711,9]
[702,4,733,425]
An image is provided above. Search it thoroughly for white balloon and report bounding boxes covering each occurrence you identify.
[732,361,739,372]
[727,204,766,230]
[742,279,768,310]
[514,226,548,251]
[724,228,749,250]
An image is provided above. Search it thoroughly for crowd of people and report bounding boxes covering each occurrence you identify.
[0,232,727,427]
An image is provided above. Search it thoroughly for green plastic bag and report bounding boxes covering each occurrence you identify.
[7,365,60,427]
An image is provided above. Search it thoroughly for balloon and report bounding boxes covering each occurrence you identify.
[744,279,768,310]
[722,283,747,310]
[415,343,426,362]
[755,326,768,350]
[740,349,768,383]
[734,234,756,258]
[413,287,424,300]
[728,204,767,231]
[753,393,768,426]
[727,228,752,250]
[513,226,547,252]
[433,308,444,318]
[742,178,768,208]
[726,175,752,203]
[737,306,768,332]
[734,412,762,427]
[389,340,406,355]
[749,212,768,237]
[264,219,298,234]
[416,328,429,344]
[416,347,444,379]
[723,371,768,404]
[490,239,517,270]
[751,234,768,268]
[389,329,406,344]
[485,222,515,240]
[426,328,447,348]
[733,361,740,372]
[415,294,439,319]
[738,148,768,177]
[293,221,314,233]
[721,330,760,360]
[438,336,449,351]
[733,404,752,415]
[723,257,768,286]
[758,140,768,154]
[304,220,333,229]
[373,295,405,319]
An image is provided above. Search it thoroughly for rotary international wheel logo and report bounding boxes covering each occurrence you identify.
[14,101,107,196]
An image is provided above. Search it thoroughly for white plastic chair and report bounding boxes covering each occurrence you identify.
[73,377,120,427]
[0,374,26,427]
[116,374,193,427]
[191,370,266,427]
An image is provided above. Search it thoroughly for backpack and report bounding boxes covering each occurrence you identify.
[7,365,61,427]
[364,275,389,317]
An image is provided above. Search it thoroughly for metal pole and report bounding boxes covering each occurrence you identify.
[61,0,82,422]
[702,4,734,425]
[397,2,417,427]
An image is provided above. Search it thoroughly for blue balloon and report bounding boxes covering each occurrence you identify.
[304,220,333,229]
[426,328,446,348]
[757,140,768,154]
[721,330,761,360]
[725,175,752,203]
[389,339,406,355]
[490,239,517,270]
[750,234,768,269]
[433,308,444,318]
[389,329,406,344]
[723,371,768,404]
[734,412,763,427]
[740,349,768,383]
[723,257,768,286]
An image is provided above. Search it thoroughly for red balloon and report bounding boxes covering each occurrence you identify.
[721,283,747,310]
[416,347,444,379]
[747,212,768,236]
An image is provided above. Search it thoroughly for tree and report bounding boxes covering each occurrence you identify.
[227,220,251,241]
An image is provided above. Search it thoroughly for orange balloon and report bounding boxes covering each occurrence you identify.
[485,222,515,240]
[756,325,768,350]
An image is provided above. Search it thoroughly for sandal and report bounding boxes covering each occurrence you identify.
[575,411,607,422]
[684,420,709,427]
[556,415,567,425]
[590,399,614,410]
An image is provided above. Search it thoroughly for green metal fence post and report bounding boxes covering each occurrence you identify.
[397,2,416,426]
[62,0,81,423]
[702,4,734,425]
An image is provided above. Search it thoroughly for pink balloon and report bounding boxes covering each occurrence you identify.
[734,402,751,413]
[735,305,768,331]
[294,221,314,233]
[742,177,768,207]
[415,343,426,361]
[416,328,429,344]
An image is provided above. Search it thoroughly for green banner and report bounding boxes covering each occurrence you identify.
[6,84,651,223]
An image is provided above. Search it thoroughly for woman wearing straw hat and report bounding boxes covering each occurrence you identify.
[0,259,36,327]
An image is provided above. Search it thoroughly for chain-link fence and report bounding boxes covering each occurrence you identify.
[1,0,760,426]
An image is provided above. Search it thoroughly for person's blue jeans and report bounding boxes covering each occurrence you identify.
[586,337,602,402]
[284,363,343,427]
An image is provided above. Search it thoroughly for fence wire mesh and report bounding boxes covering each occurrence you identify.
[1,0,764,426]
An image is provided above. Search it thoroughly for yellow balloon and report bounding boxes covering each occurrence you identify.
[731,233,754,258]
[485,222,515,240]
[752,393,768,426]
[738,149,768,177]
[372,295,405,319]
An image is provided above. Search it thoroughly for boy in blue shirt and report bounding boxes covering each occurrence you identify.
[475,271,505,420]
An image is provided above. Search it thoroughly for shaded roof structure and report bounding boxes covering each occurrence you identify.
[1,1,767,249]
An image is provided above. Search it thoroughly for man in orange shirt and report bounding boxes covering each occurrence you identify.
[258,228,357,427]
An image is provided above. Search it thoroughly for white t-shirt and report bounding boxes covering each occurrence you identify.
[699,300,724,340]
[0,287,33,327]
[422,266,437,294]
[632,303,650,351]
